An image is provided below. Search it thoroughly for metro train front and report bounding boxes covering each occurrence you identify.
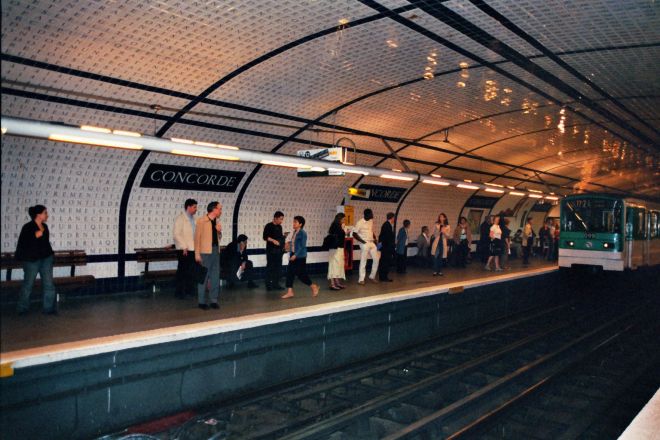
[559,194,660,271]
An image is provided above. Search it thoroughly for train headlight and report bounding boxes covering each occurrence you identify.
[567,241,575,247]
[603,242,614,249]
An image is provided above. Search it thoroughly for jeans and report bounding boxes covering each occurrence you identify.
[433,241,444,273]
[18,255,56,313]
[198,247,220,304]
[358,241,380,282]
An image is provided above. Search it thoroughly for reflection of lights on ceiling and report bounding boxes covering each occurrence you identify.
[545,196,559,200]
[457,183,479,190]
[423,72,434,80]
[509,191,526,196]
[459,62,469,69]
[457,81,466,88]
[431,174,442,178]
[503,88,512,94]
[485,188,504,193]
[386,40,398,48]
[338,18,349,25]
[528,189,543,193]
[528,194,543,198]
[484,182,504,187]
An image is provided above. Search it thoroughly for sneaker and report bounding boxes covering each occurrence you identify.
[358,281,366,285]
[370,277,379,283]
[484,265,492,271]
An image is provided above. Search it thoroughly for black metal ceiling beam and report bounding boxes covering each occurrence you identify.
[407,0,658,149]
[469,0,660,140]
[1,85,582,188]
[356,0,657,161]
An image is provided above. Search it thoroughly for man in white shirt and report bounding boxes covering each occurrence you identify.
[353,208,380,285]
[173,198,197,299]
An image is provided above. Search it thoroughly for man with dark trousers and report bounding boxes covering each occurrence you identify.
[263,211,286,290]
[479,215,493,263]
[223,234,258,289]
[378,212,396,282]
[173,198,197,299]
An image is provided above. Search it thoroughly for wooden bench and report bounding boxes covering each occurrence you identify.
[135,246,229,290]
[0,250,95,295]
[135,246,179,286]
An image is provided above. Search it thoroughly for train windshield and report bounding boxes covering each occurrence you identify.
[562,198,622,234]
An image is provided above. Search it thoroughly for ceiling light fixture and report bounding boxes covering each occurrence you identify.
[112,129,141,137]
[509,191,526,196]
[485,188,505,193]
[422,179,450,186]
[171,150,239,161]
[528,194,543,198]
[381,174,414,181]
[260,159,312,169]
[80,125,111,134]
[49,134,143,150]
[457,183,479,190]
[328,168,369,176]
[170,137,194,144]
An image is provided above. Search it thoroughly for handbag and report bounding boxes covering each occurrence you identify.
[194,262,208,284]
[322,234,336,251]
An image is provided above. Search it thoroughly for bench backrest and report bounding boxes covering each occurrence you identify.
[1,250,88,270]
[134,247,178,263]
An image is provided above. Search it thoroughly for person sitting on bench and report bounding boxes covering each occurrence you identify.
[224,234,258,289]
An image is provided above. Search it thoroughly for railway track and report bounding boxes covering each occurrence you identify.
[103,297,657,440]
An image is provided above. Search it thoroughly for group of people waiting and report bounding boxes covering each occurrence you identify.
[12,201,559,316]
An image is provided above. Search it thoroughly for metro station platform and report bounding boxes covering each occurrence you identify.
[0,260,559,439]
[1,260,556,355]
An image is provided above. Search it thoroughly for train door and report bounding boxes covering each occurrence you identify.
[624,206,633,269]
[625,206,646,269]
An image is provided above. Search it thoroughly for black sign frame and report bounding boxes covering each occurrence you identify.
[140,163,245,193]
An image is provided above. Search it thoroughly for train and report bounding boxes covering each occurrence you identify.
[558,193,660,271]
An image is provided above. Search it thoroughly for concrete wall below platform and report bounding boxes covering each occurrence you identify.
[0,271,561,439]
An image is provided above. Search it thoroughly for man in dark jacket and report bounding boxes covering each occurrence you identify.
[378,212,396,282]
[479,215,493,263]
[223,234,258,289]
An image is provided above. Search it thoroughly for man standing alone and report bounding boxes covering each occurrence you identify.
[378,212,396,282]
[195,201,222,310]
[173,198,197,299]
[263,211,285,290]
[353,209,380,285]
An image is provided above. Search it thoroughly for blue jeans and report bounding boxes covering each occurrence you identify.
[18,255,56,313]
[433,241,444,273]
[198,248,220,304]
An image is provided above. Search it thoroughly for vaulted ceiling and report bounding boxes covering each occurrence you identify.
[2,0,659,198]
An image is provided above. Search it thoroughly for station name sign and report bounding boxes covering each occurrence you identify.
[465,195,499,209]
[140,163,245,193]
[353,184,406,203]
